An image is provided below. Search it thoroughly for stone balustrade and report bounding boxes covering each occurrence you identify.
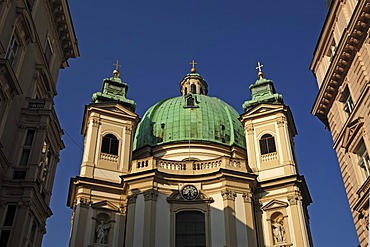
[130,156,247,174]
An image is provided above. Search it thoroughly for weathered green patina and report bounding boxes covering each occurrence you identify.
[92,74,136,111]
[133,94,246,150]
[242,76,283,111]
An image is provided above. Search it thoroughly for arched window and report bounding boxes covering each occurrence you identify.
[176,211,205,247]
[190,84,196,94]
[184,87,188,95]
[259,134,276,155]
[101,134,119,155]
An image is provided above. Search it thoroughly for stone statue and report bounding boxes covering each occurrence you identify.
[96,220,110,244]
[272,219,285,244]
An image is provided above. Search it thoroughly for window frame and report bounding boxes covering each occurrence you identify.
[175,210,206,247]
[19,129,36,166]
[6,34,20,67]
[101,134,119,156]
[259,133,277,155]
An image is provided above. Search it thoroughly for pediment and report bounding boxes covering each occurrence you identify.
[261,199,288,211]
[241,104,284,118]
[342,117,363,151]
[91,103,138,118]
[91,200,120,212]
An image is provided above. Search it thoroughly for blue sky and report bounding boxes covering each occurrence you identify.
[43,1,359,246]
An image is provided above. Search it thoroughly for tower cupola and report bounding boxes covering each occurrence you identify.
[179,60,208,95]
[92,60,136,111]
[242,62,283,111]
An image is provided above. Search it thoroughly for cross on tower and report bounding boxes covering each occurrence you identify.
[113,59,122,71]
[189,60,197,68]
[256,61,263,72]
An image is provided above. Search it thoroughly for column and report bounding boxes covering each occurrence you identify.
[125,194,137,247]
[221,189,237,247]
[143,189,158,247]
[243,192,258,246]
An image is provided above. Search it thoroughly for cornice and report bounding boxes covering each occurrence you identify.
[312,0,370,126]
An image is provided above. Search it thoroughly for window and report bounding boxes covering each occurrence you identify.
[190,84,196,94]
[340,86,354,116]
[6,35,19,66]
[29,219,37,245]
[176,211,205,247]
[39,141,52,182]
[101,134,119,155]
[19,130,36,166]
[259,134,276,155]
[0,205,17,246]
[44,38,53,65]
[184,87,187,95]
[357,140,370,178]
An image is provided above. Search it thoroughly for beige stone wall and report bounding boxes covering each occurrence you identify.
[311,0,370,245]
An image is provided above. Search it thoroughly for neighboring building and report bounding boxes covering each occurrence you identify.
[310,0,370,246]
[0,0,78,246]
[68,63,313,247]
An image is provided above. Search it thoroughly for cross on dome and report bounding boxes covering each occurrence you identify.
[189,59,197,73]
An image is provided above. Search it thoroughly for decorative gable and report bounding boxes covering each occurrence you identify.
[91,200,120,212]
[342,117,364,152]
[261,199,288,211]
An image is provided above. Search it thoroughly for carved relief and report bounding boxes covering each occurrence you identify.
[242,191,253,203]
[221,189,237,201]
[143,189,159,201]
[127,194,138,204]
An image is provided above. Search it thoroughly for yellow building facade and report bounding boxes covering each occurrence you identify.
[311,0,370,246]
[0,0,78,246]
[68,64,313,247]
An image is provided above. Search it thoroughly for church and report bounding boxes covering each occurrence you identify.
[67,61,313,247]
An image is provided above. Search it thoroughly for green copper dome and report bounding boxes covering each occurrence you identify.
[133,94,246,150]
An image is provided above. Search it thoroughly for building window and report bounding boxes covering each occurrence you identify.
[339,86,354,116]
[19,129,36,166]
[44,38,53,65]
[357,140,370,178]
[39,141,52,182]
[6,35,19,66]
[190,84,196,94]
[101,134,119,155]
[259,134,276,155]
[176,211,205,247]
[0,205,17,246]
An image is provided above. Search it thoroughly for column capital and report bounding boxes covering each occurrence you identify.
[242,191,253,203]
[221,189,237,201]
[144,189,159,201]
[127,194,138,204]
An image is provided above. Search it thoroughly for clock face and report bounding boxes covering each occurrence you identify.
[181,185,199,200]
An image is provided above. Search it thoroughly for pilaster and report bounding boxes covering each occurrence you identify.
[125,194,137,247]
[143,189,158,247]
[242,191,258,246]
[221,189,237,247]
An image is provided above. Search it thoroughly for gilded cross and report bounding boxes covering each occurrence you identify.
[189,60,197,68]
[113,59,122,70]
[256,61,263,72]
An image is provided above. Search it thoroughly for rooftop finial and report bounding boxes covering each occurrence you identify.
[256,61,264,79]
[189,59,197,73]
[113,59,122,78]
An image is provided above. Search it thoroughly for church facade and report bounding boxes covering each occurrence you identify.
[68,63,313,247]
[310,0,370,245]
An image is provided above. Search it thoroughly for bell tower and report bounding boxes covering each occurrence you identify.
[67,62,138,247]
[240,63,313,247]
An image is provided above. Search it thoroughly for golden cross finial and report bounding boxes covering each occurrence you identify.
[113,59,122,78]
[189,60,197,73]
[113,59,122,71]
[256,61,264,79]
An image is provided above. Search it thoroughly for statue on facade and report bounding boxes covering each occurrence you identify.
[96,220,110,244]
[272,219,285,244]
